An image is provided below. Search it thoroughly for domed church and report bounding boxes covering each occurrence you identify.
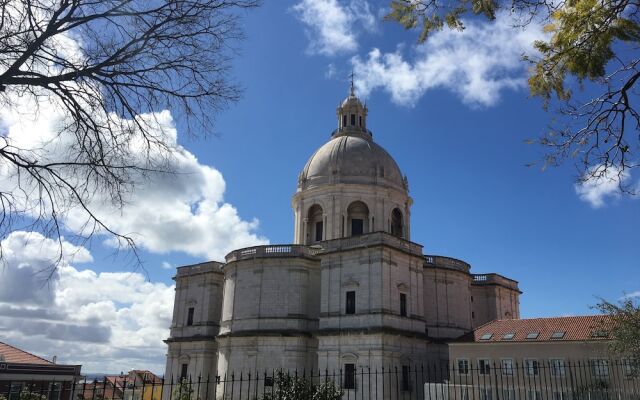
[164,85,521,392]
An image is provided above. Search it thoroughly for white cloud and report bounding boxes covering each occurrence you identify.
[575,165,630,208]
[0,231,173,373]
[0,81,268,263]
[161,261,173,270]
[351,12,544,106]
[291,0,376,56]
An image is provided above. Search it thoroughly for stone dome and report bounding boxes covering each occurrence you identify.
[298,131,406,191]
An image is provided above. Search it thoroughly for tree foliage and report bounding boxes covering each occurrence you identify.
[260,371,343,400]
[596,297,640,366]
[172,378,197,400]
[386,0,640,193]
[0,0,258,267]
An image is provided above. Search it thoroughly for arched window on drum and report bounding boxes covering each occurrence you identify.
[347,201,369,236]
[391,208,404,238]
[307,204,324,244]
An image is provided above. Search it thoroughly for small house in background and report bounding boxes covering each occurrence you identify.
[77,370,162,400]
[0,341,82,400]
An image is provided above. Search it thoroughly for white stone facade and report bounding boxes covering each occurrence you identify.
[164,88,521,398]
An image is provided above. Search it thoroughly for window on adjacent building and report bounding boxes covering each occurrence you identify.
[479,359,491,375]
[551,331,566,339]
[526,390,542,400]
[501,359,514,375]
[343,364,356,389]
[622,359,637,377]
[351,219,364,236]
[550,359,566,376]
[315,221,323,242]
[480,333,493,340]
[49,383,61,400]
[460,387,470,400]
[187,307,195,326]
[9,383,24,400]
[402,365,410,391]
[479,387,492,400]
[457,359,470,375]
[553,391,568,400]
[502,388,516,400]
[502,333,515,340]
[525,359,539,376]
[346,291,356,314]
[400,293,407,317]
[591,359,609,378]
[180,363,189,380]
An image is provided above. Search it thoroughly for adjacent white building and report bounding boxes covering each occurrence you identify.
[164,86,521,396]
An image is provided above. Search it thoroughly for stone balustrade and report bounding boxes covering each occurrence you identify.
[176,261,224,276]
[424,255,471,273]
[472,273,520,291]
[225,244,321,263]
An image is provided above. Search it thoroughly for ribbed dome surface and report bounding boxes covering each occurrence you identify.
[299,132,405,191]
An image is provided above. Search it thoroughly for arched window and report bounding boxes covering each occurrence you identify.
[307,204,324,243]
[347,201,369,236]
[391,208,404,238]
[342,115,347,128]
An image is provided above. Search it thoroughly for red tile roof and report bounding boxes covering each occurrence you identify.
[460,315,613,343]
[0,341,53,365]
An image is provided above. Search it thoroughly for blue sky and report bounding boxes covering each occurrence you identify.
[186,1,639,316]
[1,0,638,374]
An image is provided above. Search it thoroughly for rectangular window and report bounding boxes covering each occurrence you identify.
[344,364,356,389]
[315,221,323,242]
[342,115,347,127]
[479,359,491,375]
[359,116,362,126]
[402,365,410,391]
[350,114,356,126]
[502,388,516,400]
[479,387,492,400]
[501,359,514,376]
[400,293,407,317]
[622,359,637,376]
[553,391,567,400]
[591,359,609,377]
[525,359,539,376]
[345,291,356,314]
[526,391,542,400]
[180,363,188,380]
[49,383,62,400]
[460,387,470,400]
[187,307,194,326]
[9,383,24,400]
[351,219,363,235]
[457,359,469,375]
[550,359,566,376]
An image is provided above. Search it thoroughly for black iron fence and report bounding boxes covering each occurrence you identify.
[1,360,638,400]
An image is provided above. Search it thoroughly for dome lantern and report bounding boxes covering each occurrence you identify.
[336,73,368,135]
